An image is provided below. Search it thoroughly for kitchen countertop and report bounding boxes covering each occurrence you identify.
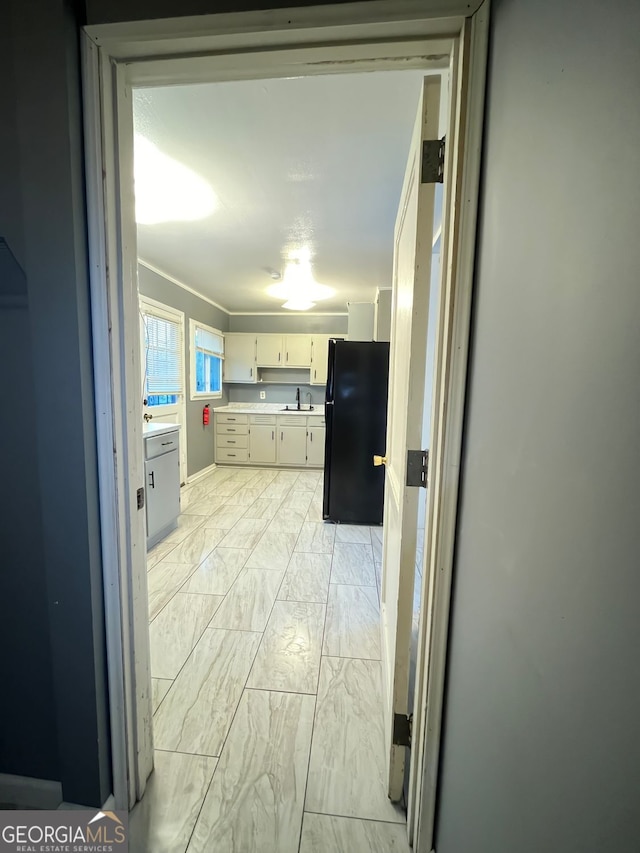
[143,421,181,438]
[215,403,324,417]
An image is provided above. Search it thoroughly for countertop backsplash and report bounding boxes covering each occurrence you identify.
[226,383,325,407]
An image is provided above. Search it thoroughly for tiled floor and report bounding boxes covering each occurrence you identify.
[131,466,410,853]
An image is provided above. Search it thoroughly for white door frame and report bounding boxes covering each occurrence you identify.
[81,3,489,849]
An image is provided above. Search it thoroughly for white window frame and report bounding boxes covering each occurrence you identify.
[189,317,224,401]
[139,295,186,404]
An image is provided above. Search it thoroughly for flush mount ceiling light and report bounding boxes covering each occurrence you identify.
[265,249,334,311]
[134,134,218,225]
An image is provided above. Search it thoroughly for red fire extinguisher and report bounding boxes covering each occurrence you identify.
[203,404,210,426]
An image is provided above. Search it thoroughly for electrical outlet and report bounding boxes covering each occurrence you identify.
[259,390,266,400]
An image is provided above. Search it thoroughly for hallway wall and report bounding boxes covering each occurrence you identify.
[435,1,640,851]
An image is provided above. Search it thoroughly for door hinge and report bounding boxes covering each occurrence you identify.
[421,137,445,184]
[406,449,428,488]
[393,713,412,748]
[136,487,145,510]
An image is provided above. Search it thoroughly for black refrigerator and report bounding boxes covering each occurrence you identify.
[323,340,390,525]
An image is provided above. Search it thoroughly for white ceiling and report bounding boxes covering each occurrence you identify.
[133,70,430,314]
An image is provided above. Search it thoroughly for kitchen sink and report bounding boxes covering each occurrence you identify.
[280,405,314,411]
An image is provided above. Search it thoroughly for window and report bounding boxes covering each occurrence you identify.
[139,297,185,407]
[190,319,224,399]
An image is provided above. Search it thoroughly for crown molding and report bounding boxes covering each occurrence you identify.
[138,258,231,315]
[228,311,348,316]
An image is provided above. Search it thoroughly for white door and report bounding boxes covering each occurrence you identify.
[223,335,256,383]
[249,424,277,464]
[285,334,312,367]
[310,335,331,385]
[140,297,188,485]
[278,425,307,465]
[256,334,283,366]
[380,77,441,800]
[306,425,325,467]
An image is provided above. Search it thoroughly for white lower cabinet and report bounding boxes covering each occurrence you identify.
[278,425,308,465]
[249,424,277,464]
[306,425,326,467]
[215,412,324,467]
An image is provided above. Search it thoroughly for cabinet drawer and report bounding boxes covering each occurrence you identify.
[217,434,249,449]
[249,414,277,425]
[216,412,248,425]
[310,416,326,427]
[216,423,249,435]
[216,447,249,463]
[278,415,308,427]
[145,431,179,460]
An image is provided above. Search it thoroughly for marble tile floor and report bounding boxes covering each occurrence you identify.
[132,466,410,853]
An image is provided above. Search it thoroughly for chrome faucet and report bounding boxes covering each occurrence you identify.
[296,387,301,410]
[306,392,314,410]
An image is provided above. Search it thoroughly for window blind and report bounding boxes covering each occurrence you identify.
[143,310,184,395]
[194,325,224,358]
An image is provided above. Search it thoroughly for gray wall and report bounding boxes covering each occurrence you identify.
[435,1,640,851]
[375,289,392,342]
[227,383,325,406]
[0,303,58,780]
[2,0,111,806]
[138,265,230,477]
[0,11,58,784]
[228,314,347,335]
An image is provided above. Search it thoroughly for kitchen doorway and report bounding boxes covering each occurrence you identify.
[81,4,488,850]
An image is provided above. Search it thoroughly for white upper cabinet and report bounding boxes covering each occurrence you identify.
[223,334,256,383]
[284,335,312,367]
[256,334,284,366]
[310,335,331,385]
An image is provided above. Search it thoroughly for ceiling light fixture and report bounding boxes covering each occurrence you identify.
[265,250,334,311]
[282,299,316,311]
[134,134,217,225]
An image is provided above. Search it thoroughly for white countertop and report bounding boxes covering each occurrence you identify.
[215,403,324,416]
[143,421,181,438]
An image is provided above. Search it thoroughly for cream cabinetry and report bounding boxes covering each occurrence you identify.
[306,423,326,466]
[256,335,284,367]
[278,423,308,465]
[248,415,277,464]
[310,335,331,385]
[223,335,256,383]
[214,410,324,467]
[223,332,340,383]
[284,335,312,367]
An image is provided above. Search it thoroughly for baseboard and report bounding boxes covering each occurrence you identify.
[186,462,217,484]
[0,773,62,810]
[58,794,115,811]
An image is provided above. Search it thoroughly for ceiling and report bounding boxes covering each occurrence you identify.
[133,70,429,314]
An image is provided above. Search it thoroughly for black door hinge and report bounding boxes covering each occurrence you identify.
[137,487,145,510]
[421,137,445,184]
[406,449,428,488]
[393,713,412,748]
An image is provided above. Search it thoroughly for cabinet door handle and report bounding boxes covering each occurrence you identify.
[278,352,281,362]
[310,432,313,442]
[281,432,284,441]
[250,367,253,377]
[228,440,236,444]
[228,418,236,421]
[272,430,274,440]
[314,369,317,379]
[227,428,236,432]
[148,471,155,489]
[228,453,236,457]
[286,351,289,361]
